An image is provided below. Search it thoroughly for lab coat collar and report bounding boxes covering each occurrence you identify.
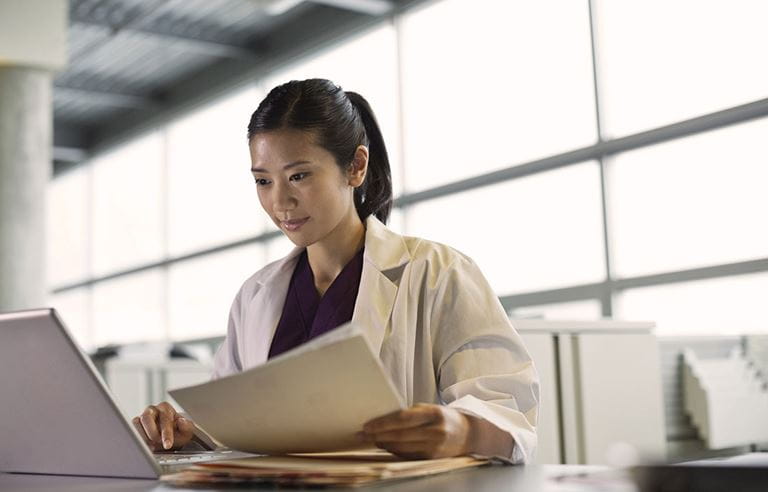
[251,215,411,287]
[352,215,411,356]
[247,215,411,362]
[362,215,411,275]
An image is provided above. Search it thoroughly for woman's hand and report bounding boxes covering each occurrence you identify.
[132,401,195,451]
[359,403,472,459]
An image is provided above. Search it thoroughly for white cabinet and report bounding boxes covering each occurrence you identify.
[514,320,666,465]
[517,332,561,465]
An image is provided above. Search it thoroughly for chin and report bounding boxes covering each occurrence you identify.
[283,231,315,249]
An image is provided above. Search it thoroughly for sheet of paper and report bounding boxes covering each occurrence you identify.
[169,323,405,454]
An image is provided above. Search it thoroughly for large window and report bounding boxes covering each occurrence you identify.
[608,118,768,278]
[48,0,768,346]
[167,86,267,256]
[49,288,92,350]
[399,0,597,192]
[91,132,165,276]
[406,162,605,295]
[594,0,768,137]
[614,273,768,336]
[91,270,166,347]
[47,166,90,287]
[168,244,265,341]
[510,300,603,321]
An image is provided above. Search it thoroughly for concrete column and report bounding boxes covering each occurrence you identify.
[0,0,66,312]
[0,67,52,311]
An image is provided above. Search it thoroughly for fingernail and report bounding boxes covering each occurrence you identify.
[163,439,171,449]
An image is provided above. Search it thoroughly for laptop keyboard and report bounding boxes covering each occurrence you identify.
[154,450,238,465]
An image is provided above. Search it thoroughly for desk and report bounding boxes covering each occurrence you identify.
[0,465,634,491]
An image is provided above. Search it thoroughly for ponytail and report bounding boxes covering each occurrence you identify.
[345,91,393,224]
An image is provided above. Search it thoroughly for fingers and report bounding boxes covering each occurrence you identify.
[363,421,447,460]
[175,415,195,435]
[132,416,154,448]
[134,402,179,451]
[156,402,176,450]
[138,405,162,449]
[174,415,196,443]
[375,440,436,460]
[362,404,473,459]
[363,404,442,434]
[362,425,444,444]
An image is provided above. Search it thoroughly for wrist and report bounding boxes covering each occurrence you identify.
[462,413,479,455]
[462,414,514,458]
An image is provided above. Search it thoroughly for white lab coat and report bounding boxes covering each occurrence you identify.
[213,216,539,463]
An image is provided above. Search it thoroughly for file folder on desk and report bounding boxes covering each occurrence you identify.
[163,450,488,487]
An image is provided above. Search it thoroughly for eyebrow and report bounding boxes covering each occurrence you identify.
[251,160,311,173]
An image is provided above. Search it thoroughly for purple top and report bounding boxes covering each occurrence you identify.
[268,247,365,359]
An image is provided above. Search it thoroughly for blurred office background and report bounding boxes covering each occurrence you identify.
[2,0,768,466]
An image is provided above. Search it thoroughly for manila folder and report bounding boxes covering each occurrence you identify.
[169,323,404,454]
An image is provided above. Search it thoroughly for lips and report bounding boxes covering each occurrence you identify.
[280,217,310,232]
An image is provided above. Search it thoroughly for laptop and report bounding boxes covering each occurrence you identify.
[0,308,249,479]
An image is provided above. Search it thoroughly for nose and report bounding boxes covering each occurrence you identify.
[271,179,297,215]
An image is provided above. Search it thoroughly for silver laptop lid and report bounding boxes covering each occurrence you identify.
[0,308,160,479]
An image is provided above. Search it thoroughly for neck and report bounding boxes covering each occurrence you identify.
[306,212,366,288]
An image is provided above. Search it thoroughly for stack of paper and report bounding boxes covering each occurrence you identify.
[162,450,488,487]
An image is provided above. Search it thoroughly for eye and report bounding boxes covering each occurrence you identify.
[254,177,272,186]
[289,172,310,182]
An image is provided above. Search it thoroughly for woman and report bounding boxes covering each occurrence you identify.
[134,79,539,463]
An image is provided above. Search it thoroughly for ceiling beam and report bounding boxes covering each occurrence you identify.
[55,85,158,110]
[53,121,91,175]
[264,0,393,16]
[83,0,430,155]
[70,16,262,60]
[54,121,89,148]
[69,0,259,61]
[53,146,89,163]
[311,0,394,15]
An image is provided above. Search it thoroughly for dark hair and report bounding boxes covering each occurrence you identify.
[247,78,392,224]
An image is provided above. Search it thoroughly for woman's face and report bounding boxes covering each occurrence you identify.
[249,129,365,248]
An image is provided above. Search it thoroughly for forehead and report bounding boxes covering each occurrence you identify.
[249,129,324,167]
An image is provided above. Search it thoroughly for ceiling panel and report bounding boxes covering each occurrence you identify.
[53,0,421,173]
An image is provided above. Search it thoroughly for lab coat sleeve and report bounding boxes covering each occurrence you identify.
[430,255,540,464]
[211,288,244,380]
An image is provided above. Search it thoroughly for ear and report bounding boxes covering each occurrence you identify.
[347,145,369,188]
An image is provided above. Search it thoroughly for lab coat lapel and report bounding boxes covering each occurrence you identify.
[352,217,410,356]
[244,245,304,367]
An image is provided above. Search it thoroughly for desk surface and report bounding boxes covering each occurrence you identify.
[0,464,634,492]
